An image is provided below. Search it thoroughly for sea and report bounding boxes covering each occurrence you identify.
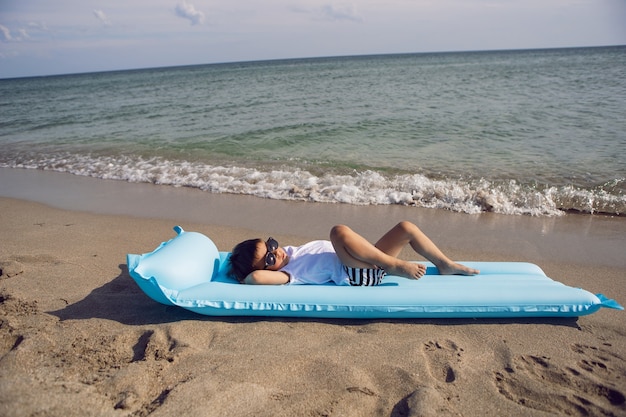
[1,46,625,217]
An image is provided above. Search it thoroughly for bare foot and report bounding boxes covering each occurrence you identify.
[387,260,427,280]
[437,261,479,276]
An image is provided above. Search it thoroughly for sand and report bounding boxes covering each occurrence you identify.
[0,169,625,417]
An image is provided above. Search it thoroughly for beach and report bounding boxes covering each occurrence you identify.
[0,169,625,416]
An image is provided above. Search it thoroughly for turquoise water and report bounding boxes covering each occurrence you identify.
[1,46,625,216]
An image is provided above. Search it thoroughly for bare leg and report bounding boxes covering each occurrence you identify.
[330,224,426,279]
[375,221,479,275]
[330,222,479,280]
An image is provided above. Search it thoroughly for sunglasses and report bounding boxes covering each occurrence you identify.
[263,237,279,269]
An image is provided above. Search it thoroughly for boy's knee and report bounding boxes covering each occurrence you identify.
[330,224,350,240]
[396,220,417,232]
[396,220,412,230]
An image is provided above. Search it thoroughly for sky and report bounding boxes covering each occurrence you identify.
[1,0,625,79]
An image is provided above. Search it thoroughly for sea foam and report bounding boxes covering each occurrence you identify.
[4,154,623,216]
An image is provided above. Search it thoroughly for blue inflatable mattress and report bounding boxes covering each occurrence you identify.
[127,227,623,319]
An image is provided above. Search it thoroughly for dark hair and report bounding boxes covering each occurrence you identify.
[229,238,262,283]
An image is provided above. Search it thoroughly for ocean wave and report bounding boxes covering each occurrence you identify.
[2,154,624,217]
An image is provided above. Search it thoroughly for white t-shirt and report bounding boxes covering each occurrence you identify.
[280,240,349,285]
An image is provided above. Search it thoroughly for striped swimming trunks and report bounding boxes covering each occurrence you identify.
[344,266,386,286]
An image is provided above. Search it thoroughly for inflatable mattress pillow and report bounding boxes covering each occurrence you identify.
[128,226,221,305]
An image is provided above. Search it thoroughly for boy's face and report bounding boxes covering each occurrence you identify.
[252,240,288,271]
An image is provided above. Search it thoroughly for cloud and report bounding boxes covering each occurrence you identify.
[0,24,12,41]
[93,9,111,26]
[320,3,362,22]
[28,21,48,31]
[175,1,205,25]
[290,3,363,23]
[0,23,29,42]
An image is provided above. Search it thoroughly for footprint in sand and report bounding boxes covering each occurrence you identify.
[400,386,448,417]
[110,328,189,412]
[132,328,185,363]
[1,255,64,280]
[0,260,25,278]
[571,343,623,377]
[0,291,36,357]
[422,340,463,384]
[494,350,626,416]
[0,290,39,317]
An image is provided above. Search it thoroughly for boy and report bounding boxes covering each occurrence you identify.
[229,221,479,285]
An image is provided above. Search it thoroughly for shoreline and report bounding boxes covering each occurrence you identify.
[1,168,625,416]
[1,167,625,268]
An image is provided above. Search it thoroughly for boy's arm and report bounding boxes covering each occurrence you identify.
[244,270,290,285]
